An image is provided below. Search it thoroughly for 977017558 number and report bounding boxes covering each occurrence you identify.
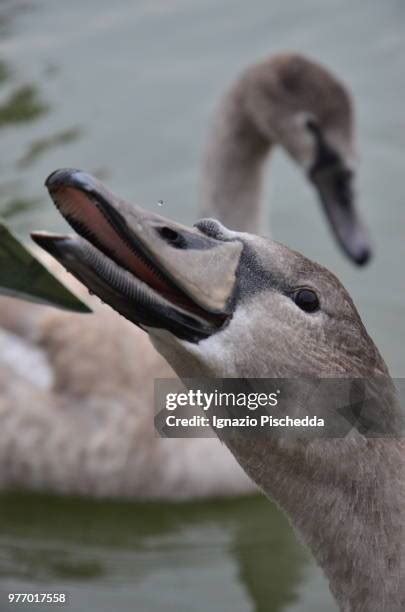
[8,594,67,604]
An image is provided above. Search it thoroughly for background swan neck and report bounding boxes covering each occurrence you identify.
[200,86,271,234]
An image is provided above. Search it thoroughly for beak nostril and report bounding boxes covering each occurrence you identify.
[157,226,187,249]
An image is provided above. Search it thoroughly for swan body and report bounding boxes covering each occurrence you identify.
[35,170,404,611]
[0,53,371,499]
[0,294,254,499]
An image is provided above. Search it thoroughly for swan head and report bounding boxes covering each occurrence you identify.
[33,170,385,381]
[240,53,371,265]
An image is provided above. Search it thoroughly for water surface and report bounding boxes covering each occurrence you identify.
[0,493,335,612]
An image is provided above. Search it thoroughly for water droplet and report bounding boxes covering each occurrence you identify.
[157,199,164,207]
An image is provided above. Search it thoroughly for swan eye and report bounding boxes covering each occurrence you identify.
[305,117,319,134]
[293,288,320,313]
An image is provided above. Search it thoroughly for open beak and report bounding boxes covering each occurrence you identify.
[310,165,372,266]
[31,169,242,342]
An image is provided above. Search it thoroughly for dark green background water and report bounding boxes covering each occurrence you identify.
[0,1,403,610]
[0,493,327,612]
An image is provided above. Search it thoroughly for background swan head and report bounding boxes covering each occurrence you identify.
[243,54,355,170]
[203,52,371,265]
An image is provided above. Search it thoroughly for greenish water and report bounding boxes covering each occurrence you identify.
[0,493,334,612]
[0,1,404,610]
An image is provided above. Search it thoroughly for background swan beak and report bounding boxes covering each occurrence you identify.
[311,167,372,266]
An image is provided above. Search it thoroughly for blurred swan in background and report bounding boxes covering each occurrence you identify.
[0,53,368,499]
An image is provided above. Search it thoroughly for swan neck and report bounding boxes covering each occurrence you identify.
[200,87,271,234]
[318,449,405,611]
[233,436,405,611]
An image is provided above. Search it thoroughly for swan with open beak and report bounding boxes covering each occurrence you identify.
[32,169,241,344]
